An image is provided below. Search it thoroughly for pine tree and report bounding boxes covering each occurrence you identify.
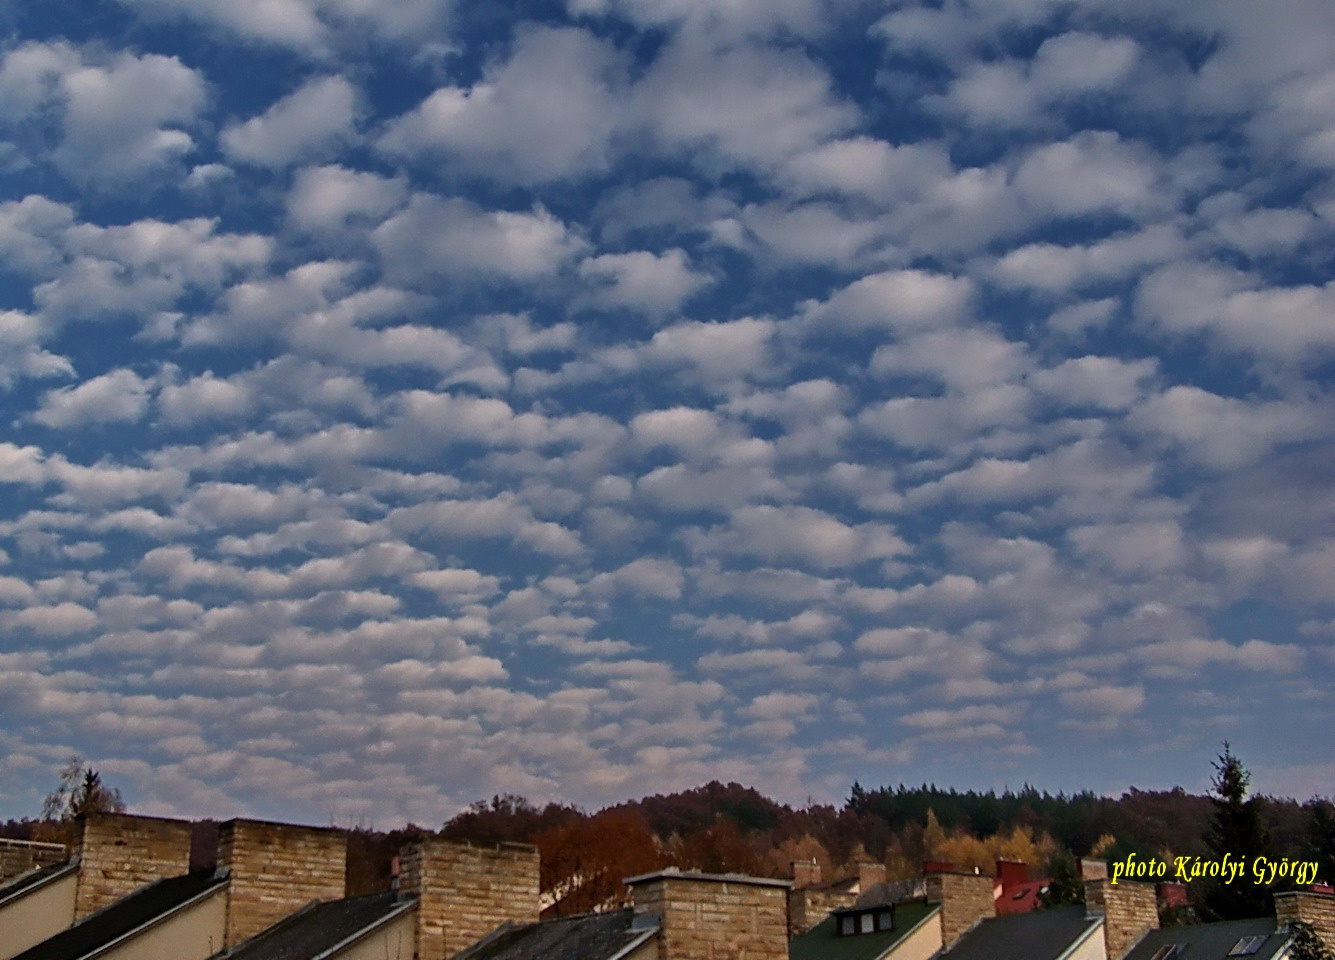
[1202,744,1271,920]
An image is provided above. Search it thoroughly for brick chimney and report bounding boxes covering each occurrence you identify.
[1275,890,1335,953]
[627,868,790,960]
[925,867,996,948]
[72,813,192,919]
[1079,858,1109,881]
[399,838,539,960]
[218,818,346,947]
[1085,878,1158,960]
[858,861,887,892]
[791,859,821,890]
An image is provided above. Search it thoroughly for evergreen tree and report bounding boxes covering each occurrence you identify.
[1039,850,1085,908]
[1308,800,1335,885]
[1202,744,1271,919]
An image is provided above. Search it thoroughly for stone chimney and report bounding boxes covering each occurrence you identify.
[858,861,887,892]
[925,867,995,948]
[72,813,193,919]
[628,868,790,960]
[1085,878,1158,960]
[791,859,821,890]
[399,838,539,960]
[1080,858,1109,880]
[1275,890,1335,953]
[218,818,346,947]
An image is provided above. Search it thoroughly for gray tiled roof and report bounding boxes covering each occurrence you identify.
[213,890,414,960]
[450,907,656,960]
[941,905,1103,960]
[1124,918,1287,960]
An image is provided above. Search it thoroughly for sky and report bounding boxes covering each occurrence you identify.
[0,0,1333,828]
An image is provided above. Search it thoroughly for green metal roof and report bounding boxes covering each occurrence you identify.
[789,899,940,960]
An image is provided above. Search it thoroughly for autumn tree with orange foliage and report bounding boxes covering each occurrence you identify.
[537,807,667,916]
[921,808,1057,873]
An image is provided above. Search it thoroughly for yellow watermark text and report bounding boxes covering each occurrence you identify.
[1109,852,1319,886]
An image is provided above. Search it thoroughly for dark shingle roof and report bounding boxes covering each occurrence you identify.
[0,860,76,908]
[11,869,227,960]
[215,890,414,960]
[450,907,656,960]
[789,898,940,960]
[941,905,1103,960]
[1124,918,1287,960]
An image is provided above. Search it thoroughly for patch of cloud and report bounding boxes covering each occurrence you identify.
[373,195,586,285]
[34,369,152,428]
[222,76,359,169]
[380,26,622,183]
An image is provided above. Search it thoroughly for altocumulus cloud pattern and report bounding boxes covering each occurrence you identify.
[0,0,1332,824]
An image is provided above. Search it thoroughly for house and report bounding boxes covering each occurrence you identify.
[995,859,1051,914]
[788,898,941,960]
[207,891,416,960]
[453,868,790,960]
[789,860,890,937]
[788,864,995,960]
[939,905,1105,960]
[0,860,80,959]
[8,869,229,960]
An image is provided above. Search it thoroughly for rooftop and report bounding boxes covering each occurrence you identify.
[451,906,656,960]
[941,905,1103,960]
[11,869,227,960]
[0,859,76,909]
[790,898,940,960]
[1124,918,1287,960]
[212,890,414,960]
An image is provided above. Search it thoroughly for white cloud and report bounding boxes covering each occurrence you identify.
[286,165,407,232]
[578,249,711,315]
[631,34,857,170]
[1138,262,1335,363]
[688,505,908,570]
[1029,356,1156,411]
[34,369,152,427]
[802,270,975,333]
[373,195,585,284]
[1015,132,1163,219]
[222,76,359,169]
[1129,386,1327,469]
[51,47,205,183]
[0,310,73,386]
[380,26,622,183]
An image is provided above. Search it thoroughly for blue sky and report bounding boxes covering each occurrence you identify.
[1,0,1332,826]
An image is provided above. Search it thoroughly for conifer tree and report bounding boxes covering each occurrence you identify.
[1203,744,1271,919]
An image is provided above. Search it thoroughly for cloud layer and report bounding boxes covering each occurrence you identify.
[0,0,1332,824]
